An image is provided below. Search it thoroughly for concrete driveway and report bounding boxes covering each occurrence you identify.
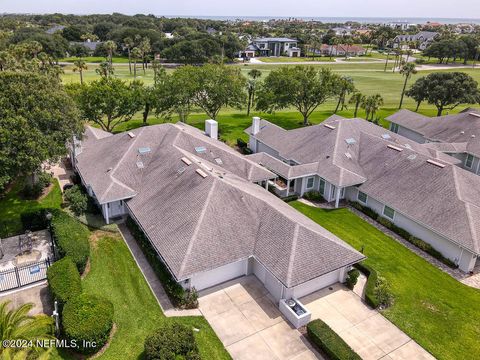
[198,275,323,360]
[300,284,435,360]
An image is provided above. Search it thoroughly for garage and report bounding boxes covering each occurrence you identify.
[189,259,248,291]
[285,268,344,299]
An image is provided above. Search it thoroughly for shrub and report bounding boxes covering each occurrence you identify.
[236,138,247,149]
[126,217,198,309]
[51,211,90,273]
[21,208,55,232]
[345,269,360,290]
[63,294,114,355]
[376,216,393,229]
[37,171,53,189]
[64,185,88,216]
[307,319,361,360]
[349,201,378,219]
[283,194,299,202]
[47,257,82,306]
[374,276,394,309]
[353,262,380,309]
[144,322,200,360]
[22,182,43,199]
[303,190,324,202]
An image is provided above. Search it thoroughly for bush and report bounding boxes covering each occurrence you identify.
[37,171,53,189]
[377,216,393,229]
[51,211,90,273]
[62,294,114,355]
[22,182,43,199]
[374,276,394,309]
[307,319,361,360]
[353,262,379,309]
[282,194,299,202]
[47,257,82,306]
[126,217,198,309]
[236,138,247,149]
[64,185,88,216]
[21,208,55,232]
[349,201,378,220]
[303,190,324,202]
[144,322,200,360]
[345,269,360,290]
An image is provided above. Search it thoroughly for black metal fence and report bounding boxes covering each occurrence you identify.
[0,258,52,293]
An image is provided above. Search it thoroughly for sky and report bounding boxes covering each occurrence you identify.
[1,0,479,19]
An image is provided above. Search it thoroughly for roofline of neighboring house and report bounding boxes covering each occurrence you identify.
[98,194,136,205]
[362,190,480,255]
[387,119,427,137]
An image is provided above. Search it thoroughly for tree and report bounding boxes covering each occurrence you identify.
[103,40,117,65]
[124,36,135,74]
[0,72,82,191]
[407,72,480,116]
[72,58,87,84]
[0,301,54,359]
[70,77,144,132]
[256,66,340,125]
[361,94,384,121]
[131,47,142,79]
[95,61,114,78]
[334,76,355,113]
[185,64,246,120]
[139,37,151,73]
[246,69,262,116]
[349,92,365,117]
[166,66,198,123]
[398,63,417,109]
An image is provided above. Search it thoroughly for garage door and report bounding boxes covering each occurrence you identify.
[290,269,341,299]
[190,260,247,291]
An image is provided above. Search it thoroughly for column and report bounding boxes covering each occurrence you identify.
[286,179,290,197]
[335,187,341,208]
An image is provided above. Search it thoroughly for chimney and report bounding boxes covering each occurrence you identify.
[205,119,218,140]
[252,117,260,135]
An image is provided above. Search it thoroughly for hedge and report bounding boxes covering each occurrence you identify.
[62,293,114,355]
[349,201,457,268]
[20,208,55,232]
[282,194,299,202]
[144,322,200,360]
[46,257,82,306]
[51,210,90,273]
[303,190,325,202]
[126,217,198,309]
[307,319,361,360]
[352,262,380,309]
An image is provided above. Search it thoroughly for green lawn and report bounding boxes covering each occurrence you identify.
[0,179,62,237]
[290,202,480,360]
[256,56,333,63]
[60,56,130,64]
[53,231,230,359]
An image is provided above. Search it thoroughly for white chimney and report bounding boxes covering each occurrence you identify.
[252,117,260,135]
[205,119,218,140]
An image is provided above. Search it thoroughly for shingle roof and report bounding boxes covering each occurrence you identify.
[247,116,480,254]
[75,123,364,288]
[387,109,480,157]
[253,37,298,43]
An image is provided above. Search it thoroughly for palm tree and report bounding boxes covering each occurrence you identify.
[95,61,114,78]
[104,40,116,65]
[344,37,354,59]
[72,58,87,84]
[384,48,391,72]
[398,63,417,109]
[246,69,262,116]
[361,94,384,121]
[124,37,135,74]
[131,47,142,79]
[139,38,151,73]
[349,92,365,117]
[330,37,339,59]
[334,76,355,113]
[0,301,54,359]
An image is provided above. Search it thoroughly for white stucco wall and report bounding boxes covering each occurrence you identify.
[189,259,248,291]
[347,187,477,272]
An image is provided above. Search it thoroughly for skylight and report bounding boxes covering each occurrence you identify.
[345,138,356,145]
[344,152,352,159]
[136,161,144,169]
[138,147,151,155]
[407,154,417,160]
[404,144,412,149]
[177,167,186,175]
[214,158,223,165]
[195,146,207,153]
[381,134,391,140]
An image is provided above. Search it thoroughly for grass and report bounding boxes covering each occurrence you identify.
[60,56,131,64]
[256,56,333,63]
[53,231,230,359]
[289,202,480,360]
[0,179,62,237]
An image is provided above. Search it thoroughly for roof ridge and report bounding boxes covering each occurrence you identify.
[178,180,217,278]
[285,224,299,286]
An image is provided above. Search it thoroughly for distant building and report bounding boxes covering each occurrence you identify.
[70,40,103,55]
[45,25,65,34]
[319,44,366,57]
[240,38,301,58]
[384,21,416,30]
[330,27,353,36]
[164,32,174,39]
[455,23,475,34]
[392,31,438,50]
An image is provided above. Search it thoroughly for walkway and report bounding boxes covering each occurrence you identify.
[49,160,74,191]
[117,224,201,317]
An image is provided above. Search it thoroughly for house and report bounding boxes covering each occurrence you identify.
[330,27,353,36]
[384,21,416,30]
[70,40,102,55]
[246,116,480,272]
[71,121,364,301]
[393,31,438,50]
[240,37,301,58]
[387,108,480,177]
[319,44,366,57]
[45,25,65,34]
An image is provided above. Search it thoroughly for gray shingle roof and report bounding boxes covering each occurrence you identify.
[75,123,364,288]
[253,37,298,43]
[387,109,480,158]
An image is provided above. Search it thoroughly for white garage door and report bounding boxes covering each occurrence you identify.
[189,260,247,291]
[290,269,341,299]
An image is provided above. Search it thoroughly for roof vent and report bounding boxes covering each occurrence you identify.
[427,159,445,168]
[214,158,223,165]
[472,135,476,138]
[404,144,412,149]
[344,152,352,159]
[138,147,151,155]
[128,132,136,138]
[387,144,403,152]
[460,131,465,134]
[382,134,391,140]
[196,169,208,178]
[177,167,186,175]
[407,154,417,160]
[181,157,192,166]
[195,146,207,153]
[468,112,480,118]
[323,124,336,130]
[345,138,356,145]
[136,161,144,169]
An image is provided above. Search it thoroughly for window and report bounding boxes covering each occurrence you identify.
[390,123,399,133]
[306,177,315,189]
[465,154,474,169]
[358,191,368,204]
[383,205,395,220]
[319,178,326,195]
